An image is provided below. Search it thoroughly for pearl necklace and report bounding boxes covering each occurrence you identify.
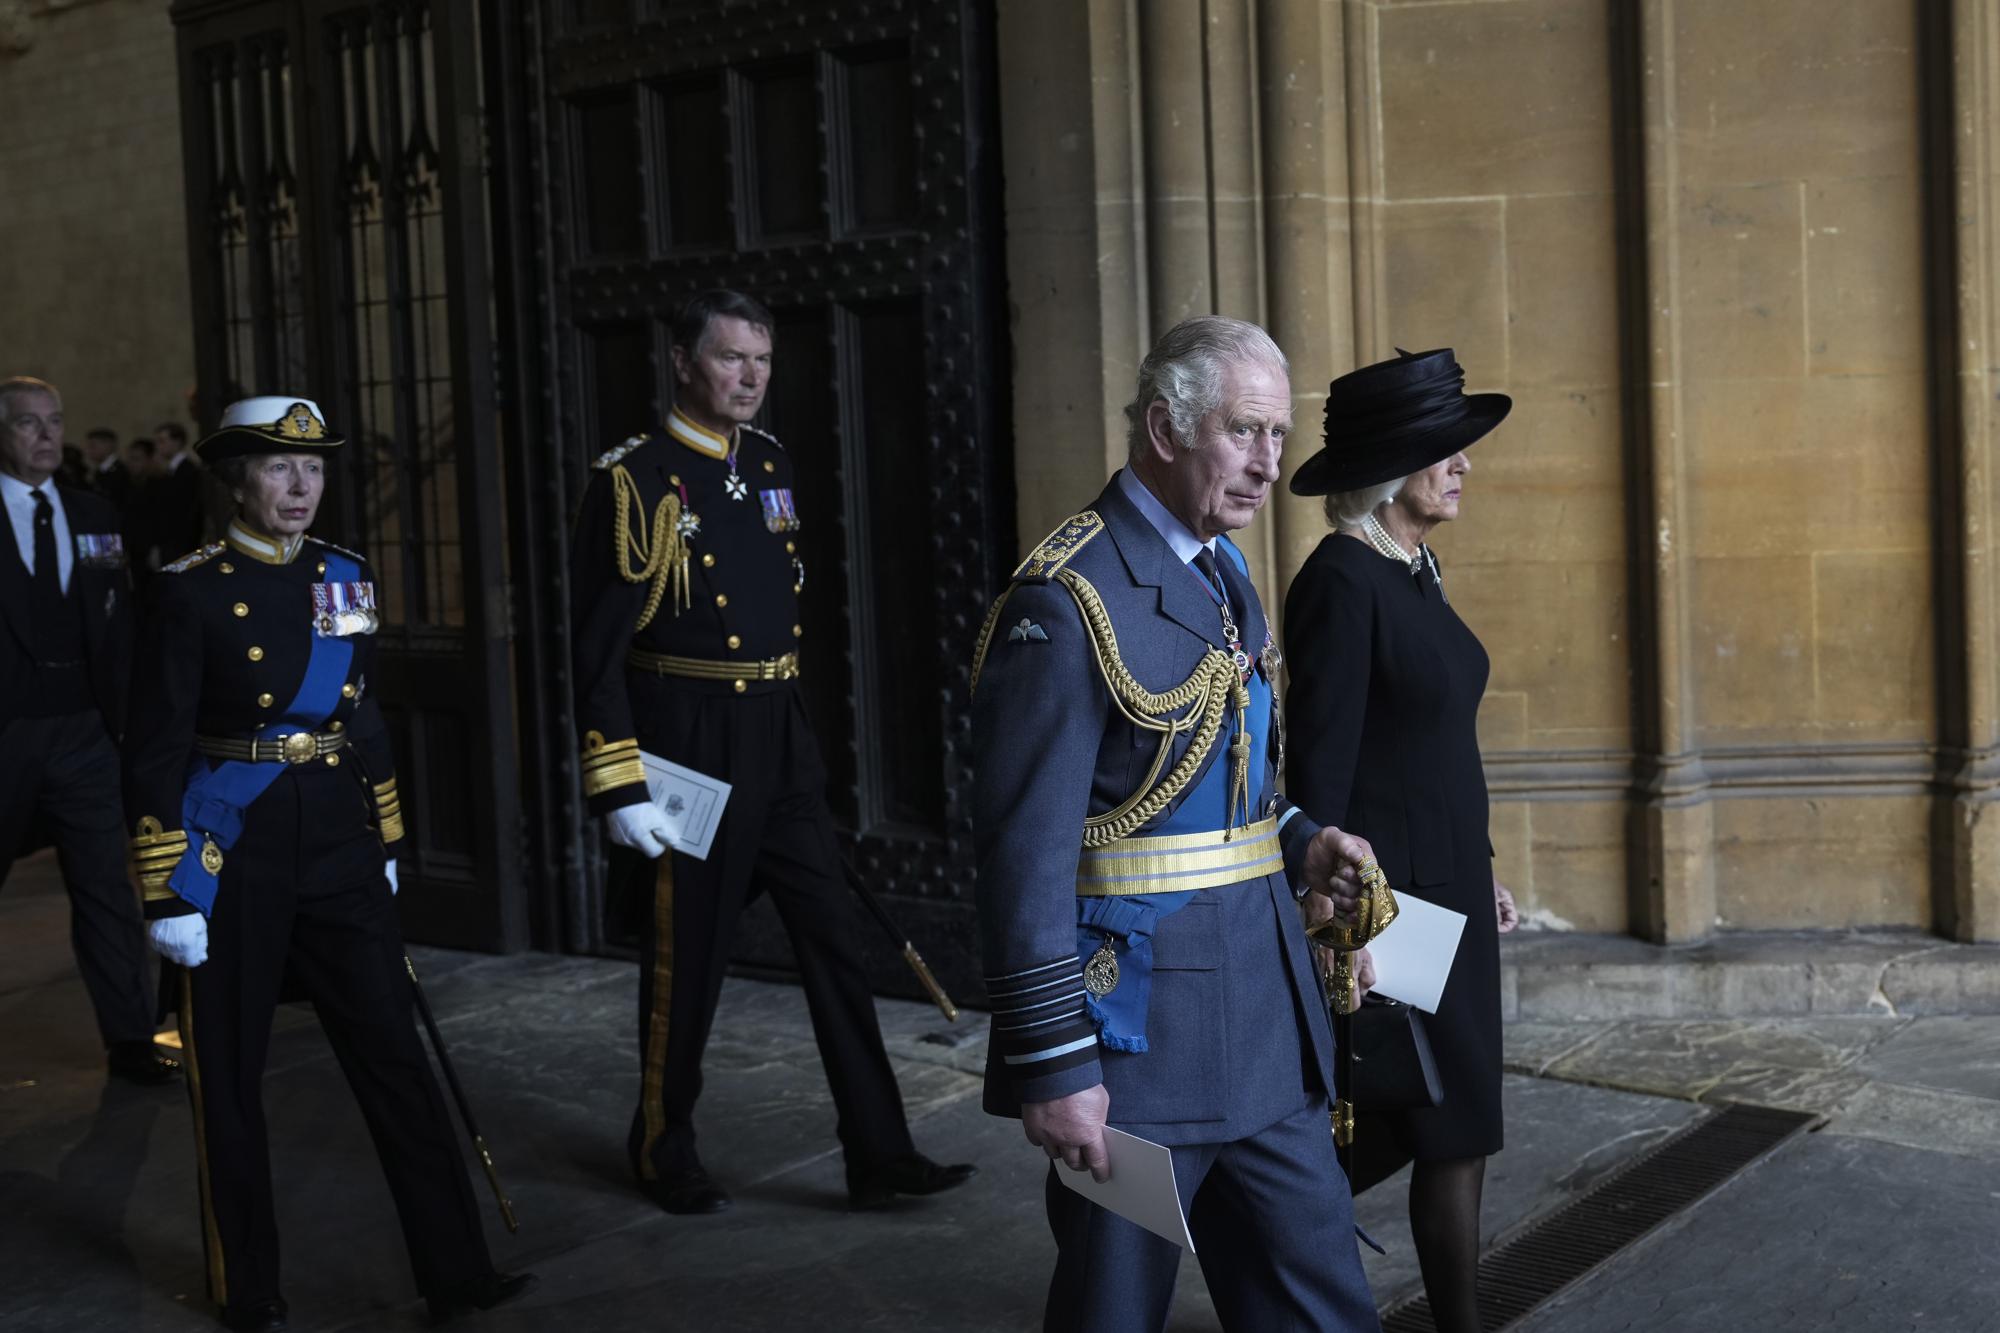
[1361,512,1420,573]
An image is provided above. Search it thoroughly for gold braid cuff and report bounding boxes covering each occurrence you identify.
[131,818,189,897]
[610,464,690,631]
[373,777,406,844]
[581,732,648,798]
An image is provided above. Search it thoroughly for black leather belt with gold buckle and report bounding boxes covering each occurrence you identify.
[194,730,350,765]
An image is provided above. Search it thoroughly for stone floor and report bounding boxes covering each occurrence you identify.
[5,854,1999,1332]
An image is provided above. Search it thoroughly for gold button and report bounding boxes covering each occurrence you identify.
[669,474,681,486]
[733,680,747,693]
[232,602,248,617]
[763,460,775,473]
[257,692,273,708]
[793,624,803,638]
[786,541,796,554]
[341,683,356,698]
[715,594,728,608]
[727,634,741,649]
[316,561,327,574]
[702,553,716,568]
[325,754,341,767]
[247,646,264,661]
[329,720,344,732]
[219,562,234,573]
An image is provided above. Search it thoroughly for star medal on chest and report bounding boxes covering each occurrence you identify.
[1084,938,1120,997]
[724,439,748,501]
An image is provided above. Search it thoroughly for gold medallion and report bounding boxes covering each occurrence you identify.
[1083,940,1120,997]
[200,837,224,875]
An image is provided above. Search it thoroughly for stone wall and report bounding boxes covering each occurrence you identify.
[995,0,2000,941]
[0,0,192,438]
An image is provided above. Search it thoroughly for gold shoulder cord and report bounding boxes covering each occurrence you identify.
[609,464,690,631]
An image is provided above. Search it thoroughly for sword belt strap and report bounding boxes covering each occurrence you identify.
[626,647,800,682]
[194,729,350,765]
[1074,816,1283,896]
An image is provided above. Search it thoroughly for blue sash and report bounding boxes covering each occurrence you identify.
[1079,540,1274,1051]
[167,550,362,916]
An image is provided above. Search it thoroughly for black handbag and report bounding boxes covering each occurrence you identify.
[1349,994,1442,1112]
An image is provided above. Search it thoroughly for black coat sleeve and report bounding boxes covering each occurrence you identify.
[1282,543,1374,832]
[567,466,652,814]
[121,572,204,919]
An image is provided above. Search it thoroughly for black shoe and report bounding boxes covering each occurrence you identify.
[218,1298,287,1332]
[846,1152,977,1210]
[641,1164,732,1215]
[425,1271,539,1325]
[107,1041,180,1085]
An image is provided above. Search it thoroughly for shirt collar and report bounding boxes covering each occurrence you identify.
[0,471,53,506]
[1116,467,1215,567]
[226,518,305,565]
[665,407,733,460]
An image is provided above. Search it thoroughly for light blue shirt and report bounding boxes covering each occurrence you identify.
[1115,466,1216,567]
[0,471,73,594]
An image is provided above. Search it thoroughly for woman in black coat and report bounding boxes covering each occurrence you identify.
[1283,348,1517,1333]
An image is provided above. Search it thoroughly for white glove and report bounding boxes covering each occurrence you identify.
[147,914,209,968]
[606,803,674,859]
[385,859,399,897]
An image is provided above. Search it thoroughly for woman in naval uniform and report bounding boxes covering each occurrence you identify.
[122,396,534,1333]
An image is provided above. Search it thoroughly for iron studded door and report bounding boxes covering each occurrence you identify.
[173,0,526,951]
[533,0,1014,996]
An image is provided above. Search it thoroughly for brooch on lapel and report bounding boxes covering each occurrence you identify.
[759,488,800,533]
[75,533,125,568]
[313,580,379,637]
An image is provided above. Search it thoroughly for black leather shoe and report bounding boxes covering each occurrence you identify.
[107,1041,180,1085]
[218,1298,287,1332]
[641,1165,732,1215]
[847,1152,978,1210]
[425,1271,539,1325]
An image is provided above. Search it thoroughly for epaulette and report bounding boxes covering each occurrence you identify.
[592,434,650,471]
[742,423,784,451]
[162,542,225,574]
[309,536,368,563]
[1011,511,1104,580]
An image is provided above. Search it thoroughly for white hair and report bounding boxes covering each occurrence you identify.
[1325,476,1406,531]
[0,375,60,420]
[1124,316,1289,458]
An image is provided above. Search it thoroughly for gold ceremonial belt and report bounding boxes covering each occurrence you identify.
[626,648,800,681]
[195,730,349,765]
[1075,816,1283,897]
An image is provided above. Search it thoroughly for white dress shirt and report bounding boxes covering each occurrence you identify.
[1116,465,1217,566]
[0,471,74,593]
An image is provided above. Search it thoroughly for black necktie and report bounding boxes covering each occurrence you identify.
[1191,548,1229,618]
[30,488,59,601]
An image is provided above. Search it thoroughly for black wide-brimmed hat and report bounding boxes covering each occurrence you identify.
[195,395,346,464]
[1288,348,1510,496]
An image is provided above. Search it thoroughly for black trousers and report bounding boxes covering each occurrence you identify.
[624,681,913,1182]
[0,711,154,1046]
[177,764,490,1308]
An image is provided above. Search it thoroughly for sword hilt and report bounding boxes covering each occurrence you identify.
[903,943,959,1023]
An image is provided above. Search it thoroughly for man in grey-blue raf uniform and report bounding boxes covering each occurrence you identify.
[973,316,1381,1331]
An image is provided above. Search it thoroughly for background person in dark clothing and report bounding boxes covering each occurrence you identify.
[82,427,133,508]
[1284,348,1516,1333]
[138,419,204,573]
[0,375,174,1085]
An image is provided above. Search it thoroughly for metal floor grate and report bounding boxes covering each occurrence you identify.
[1378,1103,1818,1332]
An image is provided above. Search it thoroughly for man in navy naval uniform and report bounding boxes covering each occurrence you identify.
[568,289,973,1216]
[973,316,1381,1331]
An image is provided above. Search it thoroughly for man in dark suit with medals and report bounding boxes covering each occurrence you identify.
[124,396,534,1332]
[567,289,974,1215]
[972,318,1381,1331]
[0,375,173,1085]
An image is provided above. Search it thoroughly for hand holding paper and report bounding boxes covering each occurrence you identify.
[1052,1127,1197,1253]
[1362,891,1466,1014]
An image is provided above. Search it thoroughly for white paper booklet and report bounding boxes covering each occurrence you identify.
[1366,891,1468,1014]
[1053,1127,1197,1252]
[638,751,732,862]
